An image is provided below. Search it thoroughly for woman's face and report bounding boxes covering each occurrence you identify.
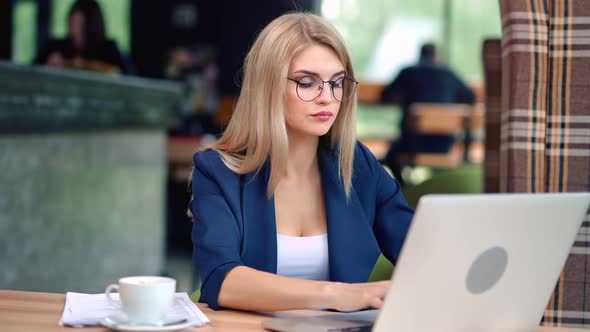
[70,10,86,49]
[285,44,345,140]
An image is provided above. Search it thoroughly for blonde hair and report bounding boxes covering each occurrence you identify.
[209,12,357,198]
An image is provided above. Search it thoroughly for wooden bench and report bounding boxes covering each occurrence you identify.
[398,103,482,168]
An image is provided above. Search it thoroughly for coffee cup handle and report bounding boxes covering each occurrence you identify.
[105,284,121,309]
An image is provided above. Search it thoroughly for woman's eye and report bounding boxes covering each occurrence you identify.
[298,82,315,88]
[333,78,345,88]
[296,76,317,88]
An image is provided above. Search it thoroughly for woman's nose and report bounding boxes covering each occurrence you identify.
[316,82,334,102]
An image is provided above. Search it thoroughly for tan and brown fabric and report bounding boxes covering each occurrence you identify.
[483,39,502,193]
[499,0,590,327]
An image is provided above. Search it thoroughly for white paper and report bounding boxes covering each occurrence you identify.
[59,292,209,327]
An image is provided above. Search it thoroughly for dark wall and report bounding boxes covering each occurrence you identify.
[130,0,217,79]
[0,0,13,60]
[35,0,51,60]
[131,0,317,94]
[215,1,316,95]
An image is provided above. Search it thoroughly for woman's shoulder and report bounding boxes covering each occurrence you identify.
[193,149,225,170]
[101,39,124,57]
[193,149,242,179]
[193,148,219,161]
[34,38,71,64]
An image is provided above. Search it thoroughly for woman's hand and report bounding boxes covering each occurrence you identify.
[323,280,391,312]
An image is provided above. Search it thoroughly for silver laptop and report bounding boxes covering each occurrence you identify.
[263,193,590,332]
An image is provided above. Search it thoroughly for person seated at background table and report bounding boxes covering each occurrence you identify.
[380,43,475,184]
[190,12,414,312]
[34,0,127,74]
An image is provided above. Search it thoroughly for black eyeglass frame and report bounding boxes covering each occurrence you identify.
[287,75,359,102]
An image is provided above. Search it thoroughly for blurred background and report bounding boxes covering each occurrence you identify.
[0,0,498,294]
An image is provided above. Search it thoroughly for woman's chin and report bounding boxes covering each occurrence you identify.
[308,127,332,138]
[288,123,334,139]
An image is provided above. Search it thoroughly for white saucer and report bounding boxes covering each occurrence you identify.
[100,314,192,332]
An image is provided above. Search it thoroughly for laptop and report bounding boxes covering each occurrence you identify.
[262,193,590,332]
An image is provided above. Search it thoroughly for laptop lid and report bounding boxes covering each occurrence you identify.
[373,192,590,332]
[263,193,590,332]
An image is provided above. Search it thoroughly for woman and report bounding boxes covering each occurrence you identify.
[191,12,414,312]
[34,0,126,74]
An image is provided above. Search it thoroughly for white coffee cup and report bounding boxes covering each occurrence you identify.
[105,276,176,325]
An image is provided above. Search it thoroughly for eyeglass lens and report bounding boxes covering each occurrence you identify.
[295,76,356,102]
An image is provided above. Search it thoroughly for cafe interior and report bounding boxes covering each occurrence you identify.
[1,0,589,330]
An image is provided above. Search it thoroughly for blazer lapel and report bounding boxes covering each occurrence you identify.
[318,146,381,283]
[241,161,277,274]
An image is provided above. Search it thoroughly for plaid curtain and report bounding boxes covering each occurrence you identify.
[483,39,502,193]
[500,0,590,327]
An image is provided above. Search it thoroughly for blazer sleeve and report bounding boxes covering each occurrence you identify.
[191,152,244,309]
[358,143,414,264]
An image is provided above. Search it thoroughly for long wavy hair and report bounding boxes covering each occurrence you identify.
[209,12,357,198]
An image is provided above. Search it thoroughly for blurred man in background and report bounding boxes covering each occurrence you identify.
[380,43,475,184]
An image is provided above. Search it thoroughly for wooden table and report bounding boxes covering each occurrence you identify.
[0,290,585,332]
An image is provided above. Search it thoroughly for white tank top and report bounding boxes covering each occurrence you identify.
[276,233,330,281]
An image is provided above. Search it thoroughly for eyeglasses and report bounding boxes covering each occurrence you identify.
[287,75,358,102]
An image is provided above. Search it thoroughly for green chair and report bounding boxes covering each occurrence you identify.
[368,254,394,282]
[189,266,201,302]
[402,164,483,209]
[190,288,201,303]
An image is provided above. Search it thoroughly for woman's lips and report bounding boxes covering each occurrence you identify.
[311,111,334,121]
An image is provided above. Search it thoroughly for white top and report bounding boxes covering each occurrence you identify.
[276,233,330,281]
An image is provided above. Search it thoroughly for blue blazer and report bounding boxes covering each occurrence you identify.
[190,142,414,309]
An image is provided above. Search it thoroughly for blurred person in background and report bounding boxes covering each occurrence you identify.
[380,43,475,185]
[165,46,219,136]
[34,0,127,74]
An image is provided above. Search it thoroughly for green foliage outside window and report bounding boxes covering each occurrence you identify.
[323,0,501,82]
[447,0,501,81]
[12,0,37,64]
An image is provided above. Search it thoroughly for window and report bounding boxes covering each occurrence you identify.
[12,0,37,64]
[322,0,501,83]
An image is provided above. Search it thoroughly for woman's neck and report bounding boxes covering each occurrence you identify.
[285,134,320,179]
